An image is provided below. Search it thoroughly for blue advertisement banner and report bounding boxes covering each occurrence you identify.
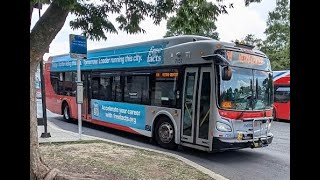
[51,43,166,72]
[91,99,146,130]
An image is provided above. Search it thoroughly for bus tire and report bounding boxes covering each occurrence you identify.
[155,117,177,150]
[62,103,72,122]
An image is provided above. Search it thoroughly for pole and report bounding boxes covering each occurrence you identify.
[40,60,51,138]
[37,1,50,138]
[77,58,82,140]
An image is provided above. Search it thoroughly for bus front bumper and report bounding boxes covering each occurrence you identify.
[212,134,273,151]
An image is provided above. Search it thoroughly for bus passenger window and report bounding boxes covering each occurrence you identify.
[112,76,123,102]
[274,86,290,103]
[124,75,149,105]
[50,72,76,96]
[151,69,179,108]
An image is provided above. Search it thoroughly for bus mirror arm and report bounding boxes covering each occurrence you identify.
[202,54,232,80]
[201,54,230,66]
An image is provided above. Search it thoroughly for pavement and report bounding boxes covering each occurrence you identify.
[36,99,289,180]
[38,121,96,143]
[37,116,227,180]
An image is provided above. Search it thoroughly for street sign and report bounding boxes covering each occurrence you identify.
[69,34,87,59]
[69,34,87,140]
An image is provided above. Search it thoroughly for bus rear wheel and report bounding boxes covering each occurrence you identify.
[155,117,177,150]
[63,103,71,122]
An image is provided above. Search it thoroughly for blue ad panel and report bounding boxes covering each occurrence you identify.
[91,99,146,130]
[51,43,165,72]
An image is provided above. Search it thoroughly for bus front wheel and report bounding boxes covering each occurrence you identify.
[155,117,177,150]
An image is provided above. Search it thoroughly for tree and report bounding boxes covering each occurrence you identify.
[30,0,176,179]
[165,0,221,39]
[242,34,263,49]
[263,0,290,70]
[165,0,263,39]
[30,0,263,179]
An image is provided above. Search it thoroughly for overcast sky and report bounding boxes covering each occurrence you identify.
[30,0,277,60]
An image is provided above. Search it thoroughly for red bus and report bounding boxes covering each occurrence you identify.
[44,35,274,152]
[273,70,290,121]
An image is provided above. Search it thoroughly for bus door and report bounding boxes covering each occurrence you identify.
[181,67,212,147]
[81,72,91,121]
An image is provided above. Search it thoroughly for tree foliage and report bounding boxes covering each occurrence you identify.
[165,0,263,39]
[238,34,263,49]
[238,0,290,70]
[264,0,290,70]
[165,0,221,39]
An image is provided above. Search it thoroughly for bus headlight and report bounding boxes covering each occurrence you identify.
[216,122,232,132]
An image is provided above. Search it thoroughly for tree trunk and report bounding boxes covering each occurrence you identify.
[30,60,50,180]
[30,1,69,179]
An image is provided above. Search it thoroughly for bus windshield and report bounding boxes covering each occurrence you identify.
[218,67,273,110]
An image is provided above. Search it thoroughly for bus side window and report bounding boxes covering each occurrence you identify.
[91,77,99,99]
[274,86,290,103]
[124,75,149,105]
[112,76,123,102]
[150,70,178,108]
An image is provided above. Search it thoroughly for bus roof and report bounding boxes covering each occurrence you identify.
[50,35,213,59]
[273,70,290,85]
[48,35,270,72]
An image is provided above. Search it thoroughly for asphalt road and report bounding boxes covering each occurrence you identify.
[37,100,290,180]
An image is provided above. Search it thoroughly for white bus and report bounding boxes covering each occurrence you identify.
[45,35,274,152]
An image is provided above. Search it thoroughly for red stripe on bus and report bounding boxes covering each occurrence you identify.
[218,109,273,120]
[90,119,141,135]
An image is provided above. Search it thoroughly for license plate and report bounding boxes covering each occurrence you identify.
[243,121,253,128]
[244,121,262,128]
[237,133,243,140]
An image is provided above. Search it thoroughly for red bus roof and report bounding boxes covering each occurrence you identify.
[273,70,290,85]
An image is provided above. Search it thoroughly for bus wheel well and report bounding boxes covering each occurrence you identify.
[61,101,66,113]
[152,114,177,149]
[152,114,172,139]
[61,101,69,115]
[61,101,72,121]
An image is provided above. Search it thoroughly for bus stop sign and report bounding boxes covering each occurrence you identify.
[69,34,87,59]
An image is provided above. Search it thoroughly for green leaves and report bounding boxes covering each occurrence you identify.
[66,0,176,40]
[240,34,264,49]
[264,0,290,70]
[244,0,262,7]
[31,0,268,46]
[70,2,120,41]
[165,0,221,39]
[238,0,290,71]
[164,0,263,39]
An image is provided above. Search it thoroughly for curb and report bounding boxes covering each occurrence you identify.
[46,120,228,180]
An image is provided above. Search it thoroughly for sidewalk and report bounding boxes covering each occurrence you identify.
[37,119,228,180]
[37,121,96,143]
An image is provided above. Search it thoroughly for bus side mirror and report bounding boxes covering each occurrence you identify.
[222,66,232,81]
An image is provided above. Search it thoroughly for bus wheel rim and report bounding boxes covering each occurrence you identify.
[158,122,173,143]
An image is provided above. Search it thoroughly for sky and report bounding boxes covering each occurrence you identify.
[30,0,277,60]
